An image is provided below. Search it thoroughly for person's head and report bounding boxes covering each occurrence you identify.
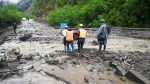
[67,28,72,31]
[79,24,84,28]
[100,19,105,24]
[65,26,68,29]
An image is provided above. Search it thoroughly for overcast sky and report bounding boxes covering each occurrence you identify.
[3,0,19,3]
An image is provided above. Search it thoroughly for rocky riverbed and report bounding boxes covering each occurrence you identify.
[0,19,150,84]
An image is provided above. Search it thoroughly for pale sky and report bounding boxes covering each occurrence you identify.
[3,0,19,3]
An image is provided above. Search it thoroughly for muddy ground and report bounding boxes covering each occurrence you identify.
[0,19,150,84]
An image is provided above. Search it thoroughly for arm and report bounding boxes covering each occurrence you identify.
[96,26,103,37]
[86,32,88,37]
[77,30,80,36]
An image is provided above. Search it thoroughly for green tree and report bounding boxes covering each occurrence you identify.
[0,4,23,28]
[48,5,80,27]
[33,0,150,28]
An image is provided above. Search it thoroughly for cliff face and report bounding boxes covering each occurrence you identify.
[34,1,54,18]
[17,0,33,12]
[31,0,75,18]
[24,4,33,14]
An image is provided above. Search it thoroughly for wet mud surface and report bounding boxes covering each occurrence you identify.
[57,48,150,80]
[0,19,150,84]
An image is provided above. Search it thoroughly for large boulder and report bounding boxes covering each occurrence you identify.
[125,70,150,84]
[19,34,32,41]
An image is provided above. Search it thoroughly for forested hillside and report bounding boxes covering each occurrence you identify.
[0,0,33,12]
[32,0,150,28]
[0,0,34,30]
[0,5,23,28]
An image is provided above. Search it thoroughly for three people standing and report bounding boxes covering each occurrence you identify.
[62,24,87,53]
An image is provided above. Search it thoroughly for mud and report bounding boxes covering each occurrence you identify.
[0,19,150,84]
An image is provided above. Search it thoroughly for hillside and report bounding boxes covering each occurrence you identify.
[17,0,33,12]
[24,4,33,14]
[31,0,150,28]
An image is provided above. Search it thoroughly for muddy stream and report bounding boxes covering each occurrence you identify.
[0,19,150,84]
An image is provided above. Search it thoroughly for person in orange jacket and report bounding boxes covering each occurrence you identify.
[66,28,75,53]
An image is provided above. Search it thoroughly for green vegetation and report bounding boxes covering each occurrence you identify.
[0,1,35,32]
[0,4,34,31]
[32,0,150,28]
[48,5,81,26]
[23,14,34,19]
[0,4,23,27]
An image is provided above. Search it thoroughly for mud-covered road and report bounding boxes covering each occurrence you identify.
[0,19,150,84]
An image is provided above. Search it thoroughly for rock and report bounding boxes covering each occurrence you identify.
[18,70,24,76]
[35,67,43,72]
[91,40,98,46]
[23,62,34,70]
[99,78,114,83]
[103,61,110,69]
[40,59,46,64]
[32,56,40,61]
[16,54,22,61]
[109,61,117,68]
[13,48,20,55]
[29,52,40,56]
[1,49,5,53]
[45,58,59,65]
[103,71,109,75]
[55,56,70,64]
[0,53,7,61]
[20,59,27,64]
[119,77,126,82]
[8,62,20,69]
[1,61,7,67]
[16,64,23,69]
[125,70,150,84]
[116,66,127,76]
[7,57,18,63]
[19,34,32,41]
[84,75,96,84]
[23,64,33,70]
[94,66,101,72]
[5,50,16,57]
[25,55,33,60]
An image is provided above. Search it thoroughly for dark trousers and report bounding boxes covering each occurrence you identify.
[66,41,75,53]
[98,39,107,51]
[63,37,66,46]
[13,27,16,33]
[78,38,85,52]
[99,43,106,51]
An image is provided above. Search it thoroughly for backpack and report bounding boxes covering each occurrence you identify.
[106,25,111,34]
[73,32,78,40]
[97,27,106,40]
